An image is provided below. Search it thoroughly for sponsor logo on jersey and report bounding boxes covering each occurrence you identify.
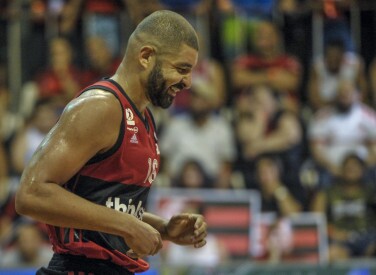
[127,126,138,133]
[126,108,135,126]
[105,197,144,220]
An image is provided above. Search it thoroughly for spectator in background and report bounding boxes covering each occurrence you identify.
[368,56,376,108]
[309,80,376,179]
[232,20,302,112]
[311,154,376,261]
[34,37,83,106]
[0,156,16,251]
[83,36,121,84]
[0,223,52,268]
[124,0,162,26]
[0,63,21,141]
[235,85,303,188]
[251,155,301,262]
[255,155,302,216]
[159,79,235,188]
[60,0,161,56]
[173,159,213,189]
[308,38,367,110]
[60,0,124,56]
[11,99,59,176]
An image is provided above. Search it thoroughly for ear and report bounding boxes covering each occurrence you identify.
[139,46,155,69]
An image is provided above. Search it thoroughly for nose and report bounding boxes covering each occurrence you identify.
[182,74,192,89]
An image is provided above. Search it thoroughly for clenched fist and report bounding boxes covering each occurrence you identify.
[165,213,207,248]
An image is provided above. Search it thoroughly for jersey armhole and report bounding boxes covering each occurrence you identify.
[80,85,125,165]
[146,107,158,142]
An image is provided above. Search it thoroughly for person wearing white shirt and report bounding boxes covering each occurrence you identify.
[309,80,376,177]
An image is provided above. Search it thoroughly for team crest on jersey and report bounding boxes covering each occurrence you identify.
[126,108,135,126]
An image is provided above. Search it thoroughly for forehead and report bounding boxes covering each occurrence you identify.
[164,44,198,67]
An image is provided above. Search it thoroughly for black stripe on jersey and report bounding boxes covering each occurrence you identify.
[107,78,150,132]
[62,175,150,254]
[65,175,150,205]
[78,85,125,165]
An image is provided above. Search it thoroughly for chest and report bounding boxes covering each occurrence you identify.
[120,108,160,185]
[326,115,368,143]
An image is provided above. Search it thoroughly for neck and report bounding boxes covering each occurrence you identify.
[111,63,150,114]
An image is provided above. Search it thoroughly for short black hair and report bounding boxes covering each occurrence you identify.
[133,10,198,52]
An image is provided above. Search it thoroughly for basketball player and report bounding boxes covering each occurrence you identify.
[15,10,207,275]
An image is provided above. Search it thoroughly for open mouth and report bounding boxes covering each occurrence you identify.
[168,86,181,97]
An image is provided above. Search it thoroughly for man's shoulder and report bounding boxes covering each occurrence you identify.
[358,103,376,122]
[71,89,121,111]
[311,107,336,123]
[62,91,123,130]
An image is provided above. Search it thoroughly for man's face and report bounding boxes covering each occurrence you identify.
[336,82,356,113]
[254,23,279,57]
[325,46,344,74]
[147,44,198,108]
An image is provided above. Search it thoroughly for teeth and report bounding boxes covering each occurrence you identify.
[171,87,179,93]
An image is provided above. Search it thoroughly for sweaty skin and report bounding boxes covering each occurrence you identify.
[16,41,207,259]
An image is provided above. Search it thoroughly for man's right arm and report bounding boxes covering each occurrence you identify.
[15,91,162,256]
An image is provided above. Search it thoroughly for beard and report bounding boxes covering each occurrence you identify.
[336,102,352,114]
[147,61,174,109]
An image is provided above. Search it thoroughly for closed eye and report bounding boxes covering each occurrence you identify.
[177,67,190,75]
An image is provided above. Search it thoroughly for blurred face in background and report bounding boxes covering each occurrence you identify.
[335,81,357,113]
[50,38,73,71]
[253,22,280,58]
[342,156,364,183]
[32,102,58,134]
[86,36,113,71]
[189,84,213,121]
[180,161,206,188]
[325,45,344,74]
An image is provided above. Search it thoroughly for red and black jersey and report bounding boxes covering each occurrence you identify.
[46,78,160,273]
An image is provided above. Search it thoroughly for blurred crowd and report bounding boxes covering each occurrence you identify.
[1,0,376,269]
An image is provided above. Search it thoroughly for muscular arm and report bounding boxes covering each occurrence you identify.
[15,92,162,255]
[232,66,299,94]
[260,114,301,151]
[310,140,339,175]
[274,186,302,216]
[231,66,268,90]
[16,92,127,230]
[245,113,301,157]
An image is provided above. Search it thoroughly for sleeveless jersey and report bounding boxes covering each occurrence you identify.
[46,79,160,273]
